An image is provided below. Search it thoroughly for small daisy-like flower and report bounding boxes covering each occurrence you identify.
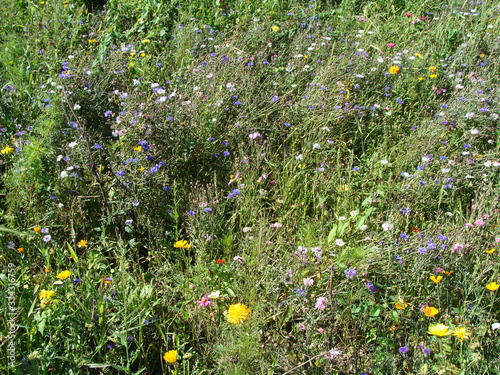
[1,146,14,154]
[226,303,251,324]
[271,25,280,32]
[427,323,453,337]
[163,350,178,363]
[452,327,471,341]
[173,240,192,249]
[77,240,87,248]
[56,270,71,280]
[388,66,400,74]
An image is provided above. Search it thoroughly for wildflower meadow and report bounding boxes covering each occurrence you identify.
[1,0,499,374]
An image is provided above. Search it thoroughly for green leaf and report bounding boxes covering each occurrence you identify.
[67,243,79,263]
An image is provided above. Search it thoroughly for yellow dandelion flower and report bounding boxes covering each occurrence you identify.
[1,146,14,154]
[423,306,439,317]
[56,270,71,280]
[388,66,400,74]
[140,52,146,57]
[429,275,443,283]
[226,303,251,324]
[34,226,41,233]
[173,240,192,249]
[429,74,438,79]
[17,247,24,252]
[486,282,499,291]
[414,53,422,58]
[442,270,454,276]
[428,66,437,72]
[427,323,453,337]
[452,327,471,341]
[163,350,178,363]
[418,77,425,81]
[44,267,50,273]
[77,240,87,248]
[271,25,280,32]
[142,39,150,43]
[39,290,56,300]
[485,248,495,254]
[88,39,97,43]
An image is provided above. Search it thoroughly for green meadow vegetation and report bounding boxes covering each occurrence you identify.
[1,0,499,373]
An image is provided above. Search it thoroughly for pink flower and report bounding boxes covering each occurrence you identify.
[474,219,485,226]
[465,223,473,228]
[387,43,396,48]
[452,243,464,252]
[315,297,328,310]
[405,12,413,17]
[303,277,314,286]
[197,295,214,307]
[297,323,306,331]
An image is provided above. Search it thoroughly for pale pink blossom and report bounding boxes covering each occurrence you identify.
[315,297,328,310]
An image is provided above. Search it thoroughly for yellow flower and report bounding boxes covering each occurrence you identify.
[486,282,499,291]
[39,290,56,300]
[418,77,425,81]
[485,248,495,254]
[226,303,251,324]
[388,66,400,74]
[56,270,71,280]
[423,306,439,317]
[1,146,14,154]
[271,25,280,32]
[34,226,41,233]
[427,323,453,337]
[77,240,87,248]
[17,247,24,252]
[414,53,422,58]
[442,270,453,276]
[452,327,471,341]
[140,52,146,57]
[163,350,178,363]
[429,74,438,79]
[394,299,408,310]
[88,39,97,43]
[173,240,192,249]
[44,267,50,273]
[428,66,437,72]
[429,275,443,283]
[142,39,150,43]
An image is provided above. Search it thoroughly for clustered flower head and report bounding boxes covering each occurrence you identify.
[226,303,251,324]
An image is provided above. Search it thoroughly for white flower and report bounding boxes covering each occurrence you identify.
[382,222,392,231]
[359,224,368,231]
[312,143,321,149]
[335,239,345,246]
[381,159,389,165]
[60,171,68,178]
[465,112,475,119]
[492,323,500,330]
[242,227,252,233]
[68,142,77,148]
[208,290,220,299]
[73,104,81,110]
[470,128,479,134]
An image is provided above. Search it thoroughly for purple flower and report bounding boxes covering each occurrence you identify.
[344,268,357,279]
[365,282,377,293]
[422,348,431,355]
[197,295,214,307]
[399,346,409,354]
[203,207,213,213]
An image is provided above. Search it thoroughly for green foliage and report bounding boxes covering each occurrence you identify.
[1,0,500,374]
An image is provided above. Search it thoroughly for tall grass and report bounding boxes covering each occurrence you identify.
[1,0,499,374]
